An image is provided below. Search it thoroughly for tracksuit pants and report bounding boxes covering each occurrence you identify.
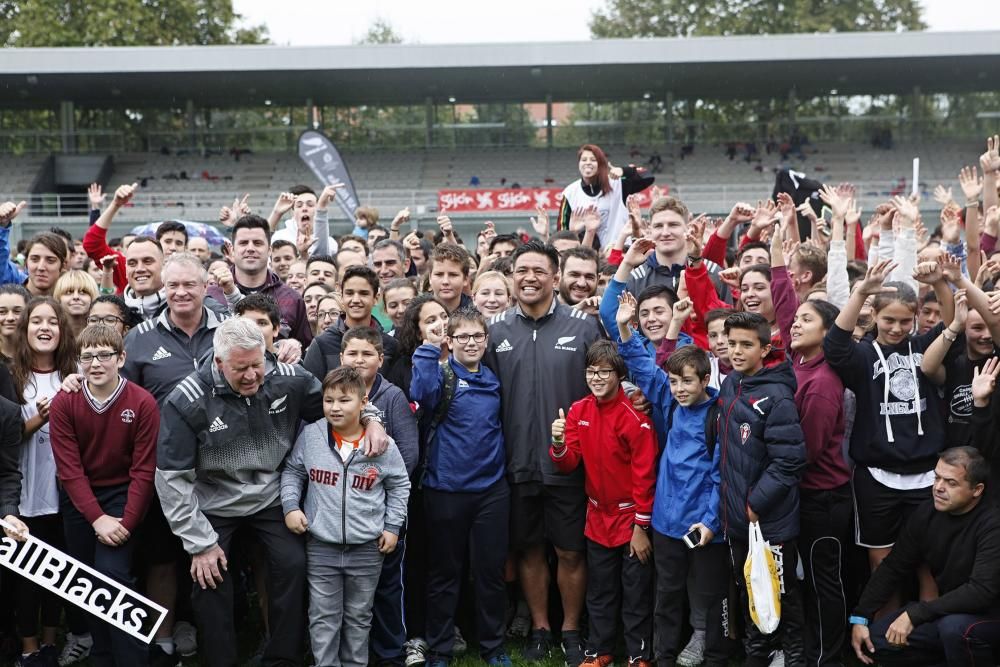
[193,506,306,667]
[585,537,653,661]
[729,537,806,667]
[13,514,63,639]
[423,480,510,661]
[869,609,1000,666]
[306,538,384,667]
[799,486,852,667]
[652,531,732,667]
[60,484,147,666]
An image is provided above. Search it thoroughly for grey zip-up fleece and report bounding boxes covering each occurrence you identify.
[280,419,410,545]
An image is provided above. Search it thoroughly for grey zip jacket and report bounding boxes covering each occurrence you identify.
[281,419,410,544]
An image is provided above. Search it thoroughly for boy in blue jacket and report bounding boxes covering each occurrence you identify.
[615,293,731,667]
[410,307,510,667]
[717,312,806,667]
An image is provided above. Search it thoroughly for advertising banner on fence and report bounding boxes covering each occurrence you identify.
[298,131,360,220]
[0,518,167,643]
[437,187,656,214]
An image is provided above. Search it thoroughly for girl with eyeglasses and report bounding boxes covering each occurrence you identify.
[8,297,80,664]
[54,270,100,339]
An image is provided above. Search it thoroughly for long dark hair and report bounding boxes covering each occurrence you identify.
[12,297,78,404]
[578,144,612,195]
[396,293,448,360]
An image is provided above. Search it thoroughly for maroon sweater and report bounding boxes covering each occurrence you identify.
[49,379,159,531]
[772,266,851,491]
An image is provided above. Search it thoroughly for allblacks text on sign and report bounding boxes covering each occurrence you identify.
[0,518,166,643]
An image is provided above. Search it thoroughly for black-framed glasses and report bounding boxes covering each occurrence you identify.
[79,351,118,364]
[452,332,487,344]
[585,368,613,380]
[87,315,123,326]
[317,310,341,321]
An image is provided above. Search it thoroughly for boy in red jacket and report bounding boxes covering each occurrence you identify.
[550,340,657,667]
[49,324,159,666]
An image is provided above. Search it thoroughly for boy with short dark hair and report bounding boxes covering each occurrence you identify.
[281,366,410,667]
[614,293,731,667]
[235,292,282,355]
[549,340,657,667]
[49,324,160,665]
[718,311,807,665]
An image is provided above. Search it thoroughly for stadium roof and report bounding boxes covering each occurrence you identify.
[1,30,999,108]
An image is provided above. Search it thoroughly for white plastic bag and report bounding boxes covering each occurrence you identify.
[744,521,781,634]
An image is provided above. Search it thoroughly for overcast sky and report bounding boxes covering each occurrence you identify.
[233,0,1000,45]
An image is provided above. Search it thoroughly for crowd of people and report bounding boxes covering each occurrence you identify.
[1,135,1000,667]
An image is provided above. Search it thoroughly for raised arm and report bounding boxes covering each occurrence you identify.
[920,289,966,386]
[960,166,984,278]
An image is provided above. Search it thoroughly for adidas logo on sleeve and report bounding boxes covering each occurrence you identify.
[152,346,172,361]
[209,417,228,432]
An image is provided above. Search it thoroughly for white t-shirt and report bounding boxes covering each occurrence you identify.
[560,178,626,246]
[18,371,62,517]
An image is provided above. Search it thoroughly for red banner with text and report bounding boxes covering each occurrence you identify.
[437,188,657,214]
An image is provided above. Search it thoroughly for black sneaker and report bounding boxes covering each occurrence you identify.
[522,628,553,662]
[560,630,585,667]
[148,644,181,667]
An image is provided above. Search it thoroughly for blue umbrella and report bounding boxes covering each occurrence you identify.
[129,220,228,248]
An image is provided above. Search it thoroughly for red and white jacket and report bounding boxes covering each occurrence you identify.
[550,387,657,548]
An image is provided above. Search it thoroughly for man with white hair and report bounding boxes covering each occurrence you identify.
[155,318,390,667]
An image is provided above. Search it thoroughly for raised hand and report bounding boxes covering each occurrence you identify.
[551,408,567,444]
[973,357,1000,406]
[573,295,601,316]
[672,297,692,325]
[857,259,899,297]
[750,199,778,234]
[627,194,646,238]
[622,238,655,269]
[912,260,944,285]
[87,183,105,209]
[719,266,741,292]
[616,291,638,326]
[687,215,707,257]
[391,208,411,232]
[422,318,448,348]
[581,206,602,233]
[932,184,954,207]
[845,199,861,227]
[776,191,796,225]
[317,183,344,211]
[959,165,983,202]
[113,183,138,207]
[952,288,969,328]
[272,191,296,217]
[980,135,1000,174]
[820,184,848,220]
[891,195,919,225]
[940,207,961,244]
[939,253,963,285]
[529,206,549,239]
[0,201,27,227]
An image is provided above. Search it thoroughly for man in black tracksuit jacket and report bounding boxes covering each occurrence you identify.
[718,357,807,666]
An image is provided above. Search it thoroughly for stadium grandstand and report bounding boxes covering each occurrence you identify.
[1,30,999,242]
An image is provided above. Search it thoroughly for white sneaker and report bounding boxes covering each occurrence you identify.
[453,627,468,655]
[172,621,198,657]
[58,633,93,666]
[404,637,429,667]
[768,651,784,667]
[676,631,705,667]
[506,602,530,639]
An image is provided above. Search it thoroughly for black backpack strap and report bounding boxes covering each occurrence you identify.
[704,401,721,460]
[418,361,457,489]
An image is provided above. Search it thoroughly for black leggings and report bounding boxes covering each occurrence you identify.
[14,514,64,639]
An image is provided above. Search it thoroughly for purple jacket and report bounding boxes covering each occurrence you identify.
[207,269,312,346]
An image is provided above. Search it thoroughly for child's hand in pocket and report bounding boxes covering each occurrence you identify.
[284,510,308,535]
[378,531,399,554]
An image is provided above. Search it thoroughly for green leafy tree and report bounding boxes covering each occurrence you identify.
[354,17,404,45]
[2,0,268,47]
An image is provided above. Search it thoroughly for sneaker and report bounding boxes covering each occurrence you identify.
[561,630,585,667]
[57,634,92,667]
[768,651,784,667]
[172,621,197,657]
[676,630,705,667]
[487,653,513,667]
[404,638,429,667]
[507,612,531,639]
[522,628,553,662]
[148,644,181,667]
[452,627,468,655]
[580,655,613,667]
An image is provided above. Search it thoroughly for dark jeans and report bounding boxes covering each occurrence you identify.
[13,514,63,639]
[653,531,732,667]
[192,505,306,667]
[60,485,147,666]
[730,537,806,667]
[586,537,653,661]
[869,609,1000,666]
[424,480,510,660]
[799,486,852,667]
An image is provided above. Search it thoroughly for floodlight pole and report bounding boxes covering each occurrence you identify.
[546,94,553,148]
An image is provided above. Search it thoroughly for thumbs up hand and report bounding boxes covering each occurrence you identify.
[551,408,566,444]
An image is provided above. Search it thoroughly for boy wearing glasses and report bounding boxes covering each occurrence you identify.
[411,307,510,667]
[549,339,657,667]
[49,324,160,665]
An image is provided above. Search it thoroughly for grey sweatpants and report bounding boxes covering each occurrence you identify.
[307,537,385,667]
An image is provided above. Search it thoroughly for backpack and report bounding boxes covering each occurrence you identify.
[665,399,722,461]
[415,360,457,488]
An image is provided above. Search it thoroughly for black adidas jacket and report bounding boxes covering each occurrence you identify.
[483,299,604,486]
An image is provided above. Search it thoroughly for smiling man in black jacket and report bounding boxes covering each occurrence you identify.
[850,447,1000,666]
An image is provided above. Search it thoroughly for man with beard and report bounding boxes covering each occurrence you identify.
[557,247,599,307]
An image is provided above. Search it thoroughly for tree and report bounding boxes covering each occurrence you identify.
[2,0,268,47]
[354,17,404,45]
[590,0,925,39]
